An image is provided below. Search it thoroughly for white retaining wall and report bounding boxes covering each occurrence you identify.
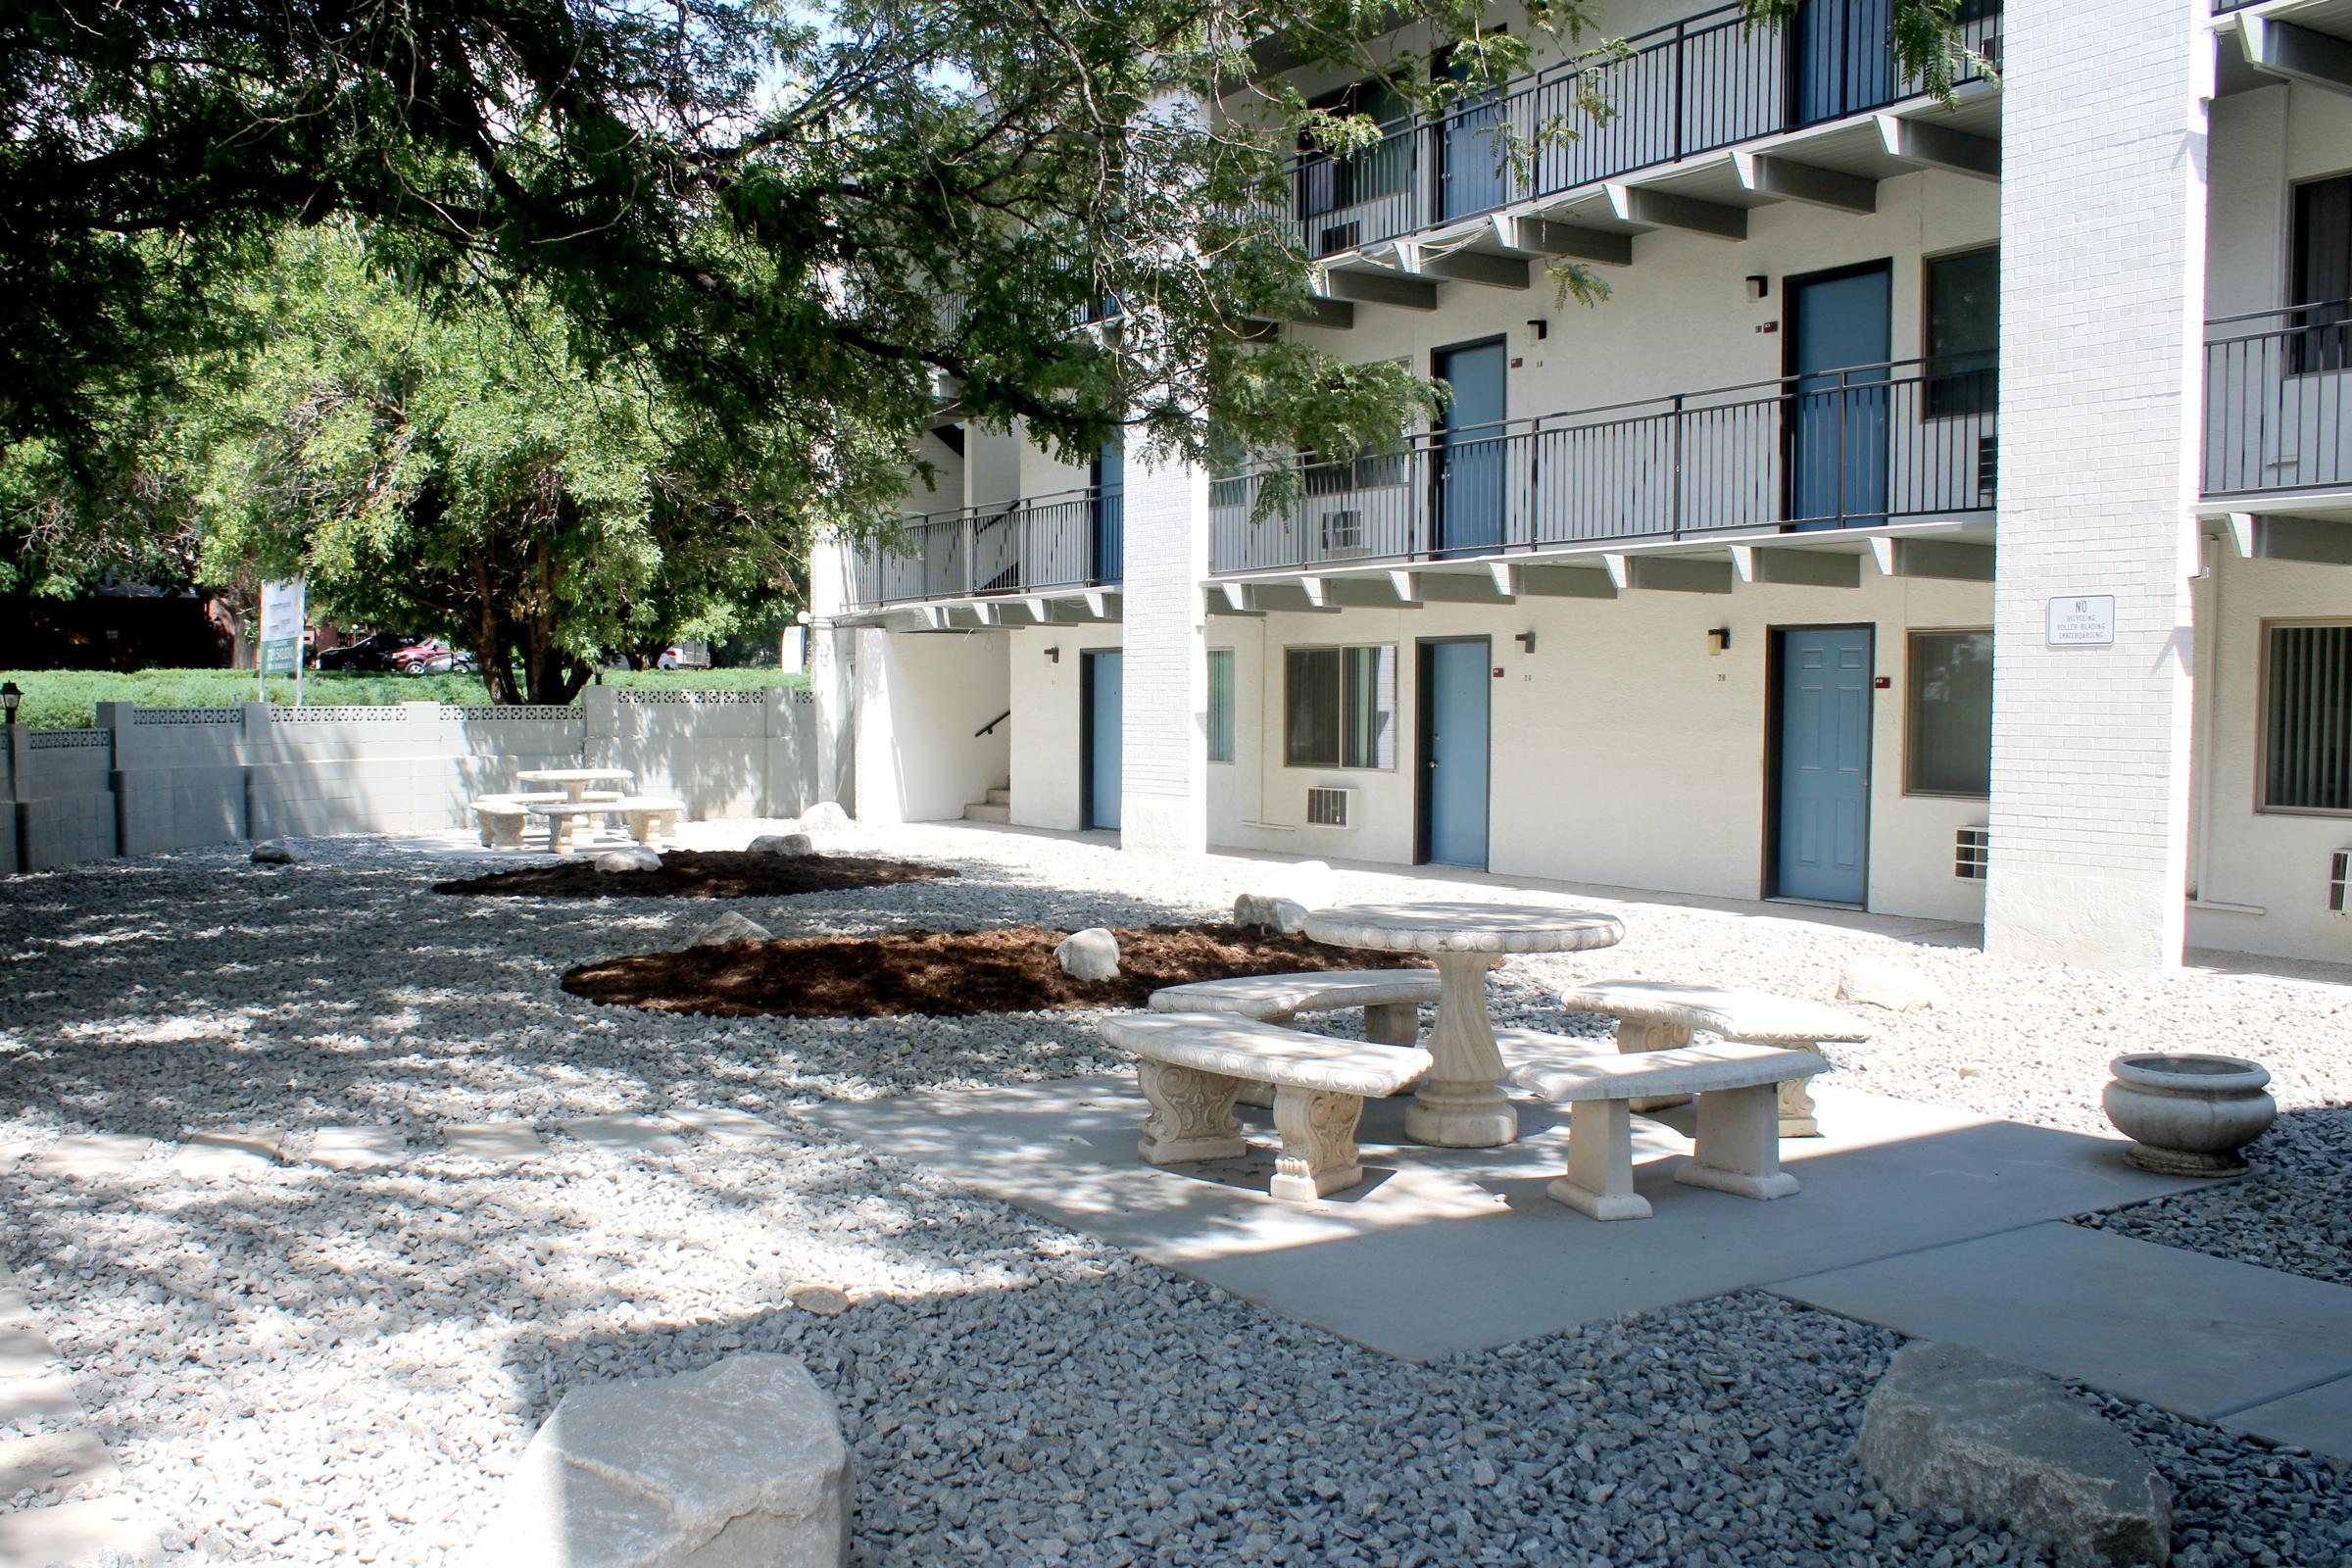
[2,687,832,871]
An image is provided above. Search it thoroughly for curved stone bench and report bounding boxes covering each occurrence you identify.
[529,795,688,854]
[1149,969,1441,1106]
[1100,1011,1433,1203]
[1558,981,1870,1135]
[471,792,567,850]
[1511,1040,1830,1221]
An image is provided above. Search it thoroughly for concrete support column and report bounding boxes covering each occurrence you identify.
[1117,447,1210,857]
[808,535,858,811]
[1984,0,2210,969]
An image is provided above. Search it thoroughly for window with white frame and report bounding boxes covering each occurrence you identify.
[2265,621,2352,812]
[1205,649,1235,763]
[1285,645,1396,769]
[1906,630,1993,798]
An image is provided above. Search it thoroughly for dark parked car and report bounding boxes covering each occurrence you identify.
[316,631,423,672]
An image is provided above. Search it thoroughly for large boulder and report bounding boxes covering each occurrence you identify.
[596,847,663,874]
[1838,957,1946,1012]
[1056,928,1121,981]
[690,912,772,947]
[799,802,852,833]
[471,1353,851,1568]
[747,833,815,858]
[1232,894,1311,935]
[250,841,299,865]
[1265,858,1335,911]
[1855,1342,2170,1567]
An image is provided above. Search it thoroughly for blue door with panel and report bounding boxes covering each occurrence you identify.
[1420,639,1491,869]
[1775,627,1873,904]
[1442,56,1513,220]
[1091,438,1124,585]
[1434,341,1508,557]
[1788,266,1890,529]
[1084,651,1123,832]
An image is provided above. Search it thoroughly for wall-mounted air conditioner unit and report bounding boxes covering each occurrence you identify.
[1320,509,1368,559]
[1955,827,1989,881]
[2330,849,2349,915]
[1306,786,1357,828]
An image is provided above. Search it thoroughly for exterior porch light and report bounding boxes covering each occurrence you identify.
[1706,628,1732,656]
[0,681,19,725]
[1045,645,1061,663]
[1513,631,1537,655]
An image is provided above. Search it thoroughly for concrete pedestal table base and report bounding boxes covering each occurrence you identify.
[1300,902,1626,1150]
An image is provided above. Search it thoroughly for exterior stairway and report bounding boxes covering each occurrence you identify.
[962,785,1011,824]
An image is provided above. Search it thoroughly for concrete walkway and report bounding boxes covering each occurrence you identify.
[805,1076,2352,1461]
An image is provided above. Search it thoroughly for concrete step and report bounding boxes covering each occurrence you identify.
[962,803,1011,824]
[0,1494,162,1566]
[985,787,1012,807]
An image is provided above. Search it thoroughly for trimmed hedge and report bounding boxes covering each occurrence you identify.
[0,667,807,730]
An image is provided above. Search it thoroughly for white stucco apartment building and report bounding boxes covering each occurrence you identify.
[812,0,2352,970]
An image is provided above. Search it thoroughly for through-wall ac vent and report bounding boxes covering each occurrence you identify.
[1321,510,1367,555]
[1955,827,1990,881]
[2330,849,2350,914]
[1306,786,1357,829]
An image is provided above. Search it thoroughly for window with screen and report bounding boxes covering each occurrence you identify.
[1926,248,1998,418]
[1907,630,1993,797]
[2265,622,2352,811]
[1285,645,1396,769]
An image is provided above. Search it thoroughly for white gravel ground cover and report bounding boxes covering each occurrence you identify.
[0,822,2346,1565]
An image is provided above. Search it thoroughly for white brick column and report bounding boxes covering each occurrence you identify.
[1117,450,1211,856]
[808,533,858,812]
[1984,0,2209,968]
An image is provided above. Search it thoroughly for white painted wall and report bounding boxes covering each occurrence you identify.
[1006,620,1123,832]
[851,629,1012,825]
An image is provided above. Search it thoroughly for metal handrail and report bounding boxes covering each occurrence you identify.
[974,710,1011,738]
[2202,304,2352,497]
[850,483,1124,607]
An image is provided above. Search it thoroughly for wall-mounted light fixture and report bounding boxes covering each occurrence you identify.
[1705,627,1732,657]
[1513,631,1537,655]
[1525,318,1548,341]
[1045,645,1061,664]
[1744,274,1770,302]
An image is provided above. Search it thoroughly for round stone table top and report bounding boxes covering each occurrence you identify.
[1301,901,1625,956]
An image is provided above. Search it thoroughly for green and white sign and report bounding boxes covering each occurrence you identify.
[259,579,306,702]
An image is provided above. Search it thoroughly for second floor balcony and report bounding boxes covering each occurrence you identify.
[2204,302,2352,501]
[1211,354,1996,574]
[852,485,1125,609]
[1280,0,2002,261]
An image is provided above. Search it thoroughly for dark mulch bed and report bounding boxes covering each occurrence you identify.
[561,923,1430,1018]
[432,850,958,900]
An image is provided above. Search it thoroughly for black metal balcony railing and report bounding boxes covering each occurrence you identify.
[1278,0,2001,259]
[1209,355,1996,574]
[2203,302,2352,498]
[851,485,1125,607]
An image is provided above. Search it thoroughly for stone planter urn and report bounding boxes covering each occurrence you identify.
[2102,1053,2277,1177]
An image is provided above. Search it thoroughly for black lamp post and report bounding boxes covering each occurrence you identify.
[0,681,19,727]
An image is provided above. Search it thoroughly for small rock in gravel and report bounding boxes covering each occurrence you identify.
[690,912,773,946]
[1232,894,1309,934]
[1839,957,1946,1011]
[787,1285,854,1316]
[1055,928,1120,981]
[594,847,662,873]
[250,841,299,865]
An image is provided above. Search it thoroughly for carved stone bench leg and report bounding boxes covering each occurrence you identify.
[1364,1002,1419,1046]
[547,815,574,855]
[490,814,526,851]
[1137,1062,1247,1165]
[1548,1098,1652,1220]
[1618,1017,1695,1112]
[1269,1087,1367,1202]
[624,808,653,844]
[1675,1084,1801,1200]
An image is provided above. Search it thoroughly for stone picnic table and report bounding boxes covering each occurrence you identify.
[1300,901,1625,1148]
[513,766,634,802]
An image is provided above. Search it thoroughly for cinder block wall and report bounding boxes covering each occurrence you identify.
[2,693,831,872]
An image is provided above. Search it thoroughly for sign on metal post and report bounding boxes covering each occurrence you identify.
[259,578,307,705]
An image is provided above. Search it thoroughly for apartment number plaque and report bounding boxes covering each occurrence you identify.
[2045,595,2117,648]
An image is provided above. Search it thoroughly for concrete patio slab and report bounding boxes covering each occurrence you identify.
[172,1128,286,1178]
[0,1494,161,1565]
[798,1077,2210,1361]
[27,1134,153,1179]
[2223,1372,2352,1461]
[1772,1223,2352,1424]
[0,1374,80,1431]
[558,1114,687,1156]
[664,1104,788,1142]
[305,1127,410,1170]
[0,1323,60,1382]
[0,1428,118,1496]
[441,1123,545,1161]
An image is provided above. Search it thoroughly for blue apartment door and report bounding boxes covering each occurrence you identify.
[1434,341,1507,556]
[1441,57,1512,220]
[1083,651,1123,832]
[1091,439,1124,585]
[1775,627,1873,904]
[1793,0,1898,124]
[1419,639,1492,868]
[1788,265,1890,529]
